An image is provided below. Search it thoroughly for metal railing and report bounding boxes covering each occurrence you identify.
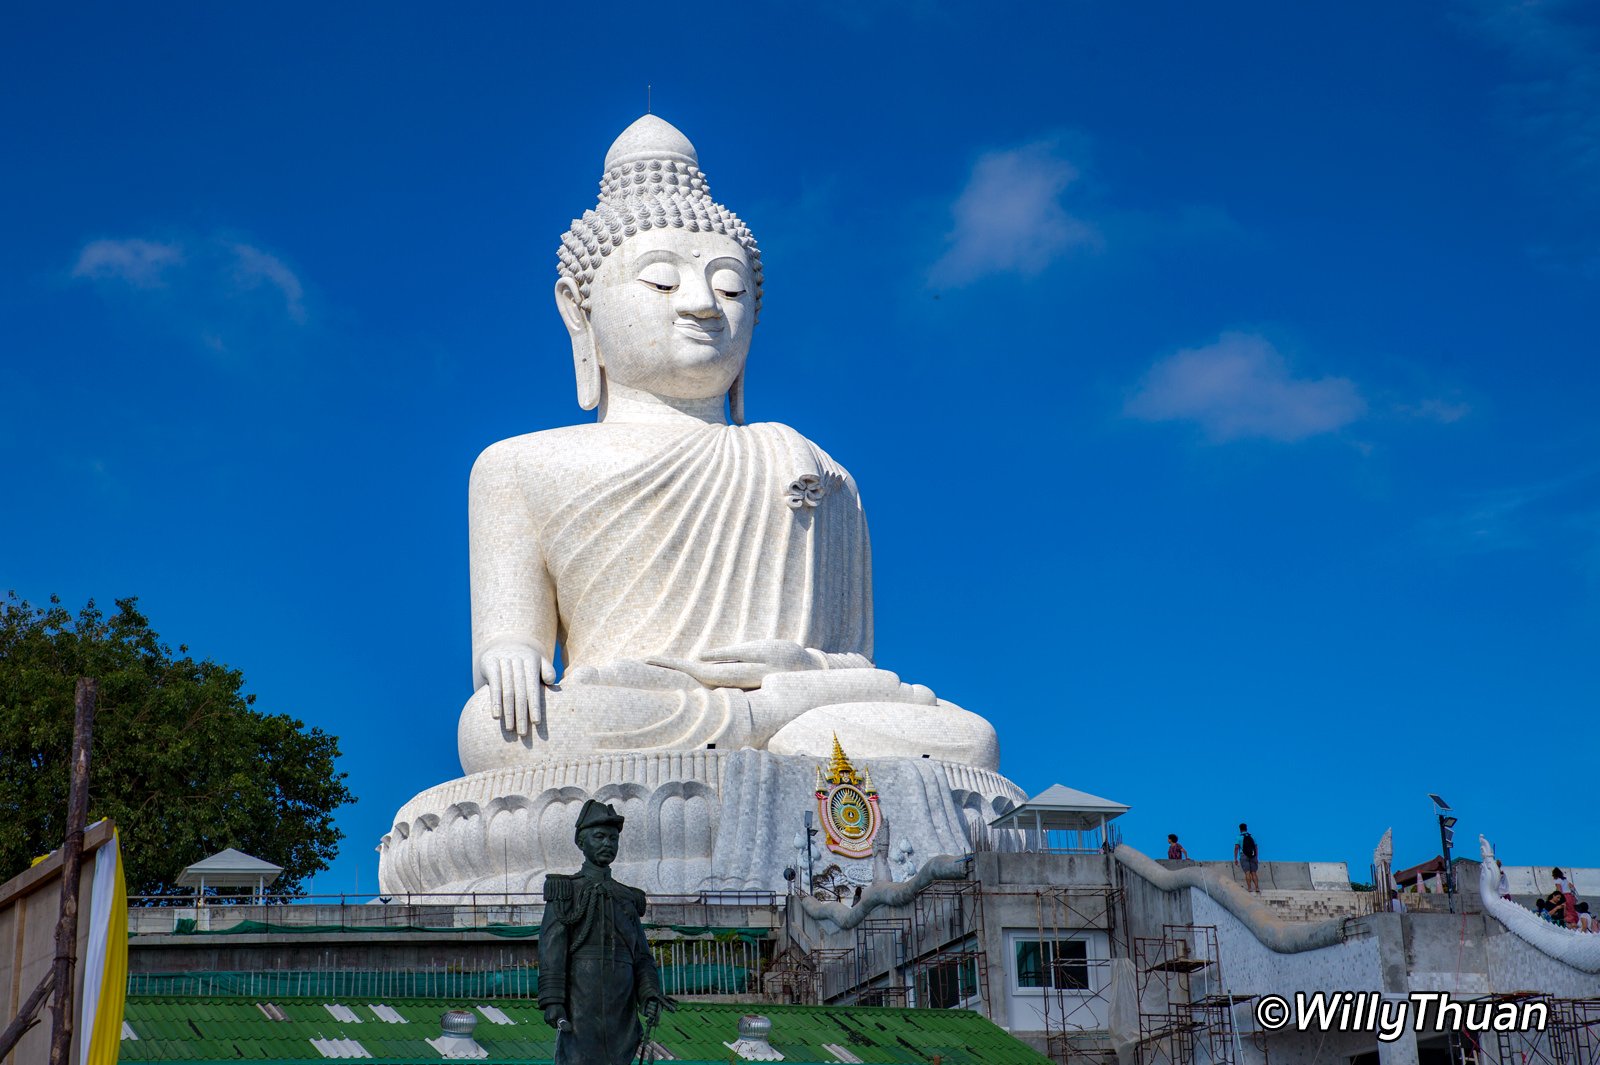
[127,889,781,937]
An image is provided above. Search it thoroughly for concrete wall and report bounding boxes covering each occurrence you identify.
[1188,890,1382,996]
[980,850,1120,888]
[1158,860,1352,892]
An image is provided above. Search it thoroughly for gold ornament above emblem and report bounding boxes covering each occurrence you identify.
[814,734,881,859]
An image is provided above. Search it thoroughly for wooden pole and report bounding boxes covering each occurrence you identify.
[48,677,96,1065]
[0,968,56,1061]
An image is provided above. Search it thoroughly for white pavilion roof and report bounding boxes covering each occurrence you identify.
[175,848,284,889]
[989,784,1131,832]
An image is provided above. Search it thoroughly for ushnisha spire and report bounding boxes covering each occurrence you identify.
[557,115,763,317]
[603,114,697,170]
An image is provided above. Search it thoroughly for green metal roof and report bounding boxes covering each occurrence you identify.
[119,996,1054,1064]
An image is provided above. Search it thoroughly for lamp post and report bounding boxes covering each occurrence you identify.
[1428,794,1457,912]
[803,810,818,895]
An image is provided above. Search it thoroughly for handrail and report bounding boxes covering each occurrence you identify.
[125,888,784,937]
[126,889,779,907]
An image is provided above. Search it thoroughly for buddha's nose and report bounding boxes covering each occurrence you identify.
[676,277,721,319]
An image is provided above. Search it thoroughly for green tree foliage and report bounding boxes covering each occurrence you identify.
[0,593,354,896]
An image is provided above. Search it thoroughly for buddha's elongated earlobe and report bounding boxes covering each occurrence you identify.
[729,366,746,425]
[555,277,602,411]
[574,332,602,411]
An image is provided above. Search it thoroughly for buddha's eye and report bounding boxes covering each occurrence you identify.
[711,268,746,300]
[637,263,679,293]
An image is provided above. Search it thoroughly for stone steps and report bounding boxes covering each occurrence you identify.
[1251,889,1372,922]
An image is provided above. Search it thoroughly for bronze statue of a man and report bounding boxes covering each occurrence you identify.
[539,800,674,1063]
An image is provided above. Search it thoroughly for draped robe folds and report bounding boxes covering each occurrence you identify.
[543,421,872,668]
[459,419,999,772]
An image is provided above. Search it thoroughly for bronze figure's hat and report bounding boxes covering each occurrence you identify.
[573,799,625,841]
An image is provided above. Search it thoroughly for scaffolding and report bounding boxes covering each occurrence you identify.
[1134,925,1251,1065]
[778,851,1132,1065]
[786,866,1125,1044]
[1018,884,1127,1065]
[847,918,910,1006]
[1484,994,1600,1065]
[761,944,821,1005]
[809,946,859,1003]
[906,881,991,1016]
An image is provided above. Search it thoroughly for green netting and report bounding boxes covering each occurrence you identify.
[157,920,768,940]
[126,969,539,998]
[643,924,768,942]
[656,962,748,994]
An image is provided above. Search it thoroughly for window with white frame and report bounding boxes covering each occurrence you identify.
[1012,936,1092,992]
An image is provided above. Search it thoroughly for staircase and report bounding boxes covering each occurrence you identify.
[1251,889,1371,922]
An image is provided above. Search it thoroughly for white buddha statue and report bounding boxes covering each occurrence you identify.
[455,115,999,775]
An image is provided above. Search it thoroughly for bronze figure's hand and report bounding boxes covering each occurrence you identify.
[643,993,678,1025]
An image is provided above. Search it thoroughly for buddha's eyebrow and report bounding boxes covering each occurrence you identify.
[631,249,683,269]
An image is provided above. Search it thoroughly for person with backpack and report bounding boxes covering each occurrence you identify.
[1234,823,1261,894]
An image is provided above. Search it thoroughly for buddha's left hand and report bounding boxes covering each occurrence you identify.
[646,639,822,690]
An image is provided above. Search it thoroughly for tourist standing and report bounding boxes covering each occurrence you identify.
[1234,823,1261,894]
[1552,868,1579,927]
[1167,834,1188,861]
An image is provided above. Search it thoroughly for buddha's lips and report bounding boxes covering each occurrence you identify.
[675,320,723,342]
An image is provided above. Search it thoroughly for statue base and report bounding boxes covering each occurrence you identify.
[378,749,1026,898]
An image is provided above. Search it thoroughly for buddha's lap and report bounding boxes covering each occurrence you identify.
[456,667,998,773]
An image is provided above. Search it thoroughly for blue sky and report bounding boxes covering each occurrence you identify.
[4,2,1598,895]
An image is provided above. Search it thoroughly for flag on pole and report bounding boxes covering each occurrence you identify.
[77,825,128,1065]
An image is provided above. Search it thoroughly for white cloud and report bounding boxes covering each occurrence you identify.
[1125,332,1367,443]
[71,239,184,287]
[929,140,1100,286]
[229,242,306,324]
[69,233,310,357]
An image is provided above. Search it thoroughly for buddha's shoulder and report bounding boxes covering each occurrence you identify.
[471,424,632,483]
[471,421,858,491]
[474,423,607,461]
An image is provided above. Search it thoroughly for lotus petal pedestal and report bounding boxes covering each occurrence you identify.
[378,750,1026,899]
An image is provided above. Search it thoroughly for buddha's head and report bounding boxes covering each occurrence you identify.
[556,116,763,422]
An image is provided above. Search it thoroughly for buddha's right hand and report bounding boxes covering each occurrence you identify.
[480,641,556,737]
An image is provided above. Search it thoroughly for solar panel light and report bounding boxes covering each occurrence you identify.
[1427,794,1450,811]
